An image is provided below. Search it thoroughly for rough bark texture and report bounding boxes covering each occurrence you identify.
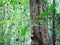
[30,0,49,45]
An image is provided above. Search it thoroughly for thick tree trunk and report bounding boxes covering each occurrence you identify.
[30,0,49,45]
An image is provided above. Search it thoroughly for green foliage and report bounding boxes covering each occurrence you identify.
[36,12,50,18]
[0,19,10,26]
[36,3,56,19]
[2,0,7,4]
[21,26,28,36]
[20,0,29,6]
[36,3,56,26]
[40,20,46,26]
[49,3,56,12]
[56,13,60,17]
[0,0,7,5]
[10,0,19,8]
[0,0,30,45]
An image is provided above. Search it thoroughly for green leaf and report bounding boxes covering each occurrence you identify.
[21,26,28,36]
[49,4,56,12]
[36,12,50,18]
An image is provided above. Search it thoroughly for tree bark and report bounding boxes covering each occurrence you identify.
[30,0,49,45]
[52,0,56,45]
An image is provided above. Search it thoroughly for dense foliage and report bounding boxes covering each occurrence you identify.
[0,0,31,45]
[0,0,60,45]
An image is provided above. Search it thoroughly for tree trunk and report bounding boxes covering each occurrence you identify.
[30,0,49,45]
[52,0,56,45]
